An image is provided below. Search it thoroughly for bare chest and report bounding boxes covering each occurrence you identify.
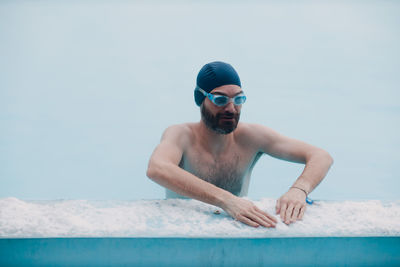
[180,146,256,196]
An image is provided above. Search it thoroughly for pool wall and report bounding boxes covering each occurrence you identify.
[1,237,399,267]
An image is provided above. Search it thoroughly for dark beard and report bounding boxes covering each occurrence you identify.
[201,105,240,135]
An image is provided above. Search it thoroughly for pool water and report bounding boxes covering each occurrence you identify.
[1,0,399,201]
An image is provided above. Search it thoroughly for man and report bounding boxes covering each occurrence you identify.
[147,61,333,228]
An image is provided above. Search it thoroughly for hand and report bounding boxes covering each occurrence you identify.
[275,188,307,225]
[222,196,277,228]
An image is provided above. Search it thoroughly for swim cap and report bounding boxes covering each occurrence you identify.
[194,61,241,106]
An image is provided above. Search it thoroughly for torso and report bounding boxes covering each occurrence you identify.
[166,122,263,198]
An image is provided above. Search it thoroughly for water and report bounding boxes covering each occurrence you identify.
[0,0,399,200]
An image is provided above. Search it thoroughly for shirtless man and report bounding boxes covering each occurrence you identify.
[147,61,333,228]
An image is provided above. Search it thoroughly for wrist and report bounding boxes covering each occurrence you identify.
[293,179,312,194]
[289,186,308,196]
[216,191,236,210]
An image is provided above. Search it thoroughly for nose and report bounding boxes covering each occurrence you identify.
[223,101,236,113]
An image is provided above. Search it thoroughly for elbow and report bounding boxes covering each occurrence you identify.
[146,166,154,180]
[321,150,334,167]
[328,154,334,166]
[146,161,159,181]
[311,149,333,167]
[146,160,168,183]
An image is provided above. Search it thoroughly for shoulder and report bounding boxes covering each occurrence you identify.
[234,123,283,150]
[235,122,280,140]
[161,123,196,148]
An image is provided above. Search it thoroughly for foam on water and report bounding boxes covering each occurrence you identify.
[0,197,399,238]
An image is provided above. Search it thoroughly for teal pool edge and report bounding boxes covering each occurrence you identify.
[1,237,399,266]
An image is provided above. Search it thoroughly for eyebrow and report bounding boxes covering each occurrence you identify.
[212,90,244,96]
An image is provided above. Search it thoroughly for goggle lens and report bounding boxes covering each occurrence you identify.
[214,96,229,106]
[233,95,246,105]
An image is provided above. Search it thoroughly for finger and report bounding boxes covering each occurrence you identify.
[275,199,281,214]
[245,212,272,228]
[237,215,260,228]
[252,210,276,228]
[291,204,301,222]
[255,206,278,224]
[280,202,287,222]
[285,204,294,224]
[298,205,307,220]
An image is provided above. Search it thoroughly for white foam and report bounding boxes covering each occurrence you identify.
[0,197,399,238]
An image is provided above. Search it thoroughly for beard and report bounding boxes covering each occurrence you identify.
[201,105,240,135]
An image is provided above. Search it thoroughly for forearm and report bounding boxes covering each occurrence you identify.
[147,161,234,208]
[292,150,333,194]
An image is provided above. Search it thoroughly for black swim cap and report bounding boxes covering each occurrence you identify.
[194,61,241,106]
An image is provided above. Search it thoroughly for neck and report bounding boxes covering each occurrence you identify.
[197,120,234,156]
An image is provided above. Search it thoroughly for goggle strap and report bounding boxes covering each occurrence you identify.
[195,86,207,97]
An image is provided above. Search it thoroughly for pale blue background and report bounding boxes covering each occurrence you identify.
[1,0,399,200]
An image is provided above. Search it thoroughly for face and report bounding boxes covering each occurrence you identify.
[200,85,243,135]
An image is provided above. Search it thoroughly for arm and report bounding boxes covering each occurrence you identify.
[146,125,231,207]
[251,124,334,224]
[146,125,277,228]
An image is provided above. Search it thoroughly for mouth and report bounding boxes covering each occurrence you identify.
[219,113,235,119]
[220,115,234,120]
[219,116,236,125]
[219,112,236,122]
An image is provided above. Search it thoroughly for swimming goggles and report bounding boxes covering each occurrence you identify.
[196,86,247,107]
